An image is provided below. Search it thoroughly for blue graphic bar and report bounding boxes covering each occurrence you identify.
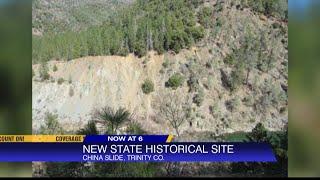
[0,141,276,162]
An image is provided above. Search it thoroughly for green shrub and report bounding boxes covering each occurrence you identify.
[162,59,170,68]
[225,98,241,112]
[68,76,72,84]
[224,53,236,66]
[141,79,154,94]
[39,63,50,81]
[219,131,249,142]
[166,73,184,89]
[187,75,200,92]
[270,84,287,106]
[206,76,215,90]
[205,61,213,69]
[256,94,272,114]
[209,103,221,118]
[57,78,64,85]
[39,112,64,135]
[185,107,193,120]
[133,40,147,58]
[198,6,213,28]
[221,65,245,92]
[259,80,287,110]
[243,95,255,107]
[257,60,268,72]
[126,122,146,134]
[220,69,231,90]
[230,68,245,91]
[215,2,223,12]
[257,49,277,72]
[272,22,281,29]
[216,18,223,27]
[53,64,58,72]
[279,107,287,114]
[77,121,98,135]
[193,89,205,107]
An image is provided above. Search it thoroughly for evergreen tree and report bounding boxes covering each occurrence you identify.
[33,0,207,62]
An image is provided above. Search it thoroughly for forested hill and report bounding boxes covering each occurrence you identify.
[32,0,288,63]
[33,0,205,63]
[32,0,133,35]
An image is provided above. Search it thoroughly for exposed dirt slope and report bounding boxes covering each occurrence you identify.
[32,0,288,137]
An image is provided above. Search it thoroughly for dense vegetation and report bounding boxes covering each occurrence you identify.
[32,0,132,34]
[241,0,288,20]
[33,0,205,63]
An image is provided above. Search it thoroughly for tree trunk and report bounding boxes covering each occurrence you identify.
[175,127,180,137]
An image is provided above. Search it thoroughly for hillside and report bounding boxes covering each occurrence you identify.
[33,48,287,136]
[32,0,288,177]
[32,0,206,63]
[33,0,288,134]
[32,0,133,35]
[32,0,288,136]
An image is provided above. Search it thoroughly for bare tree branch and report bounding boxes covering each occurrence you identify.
[157,90,190,137]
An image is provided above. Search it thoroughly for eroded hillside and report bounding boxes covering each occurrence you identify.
[32,0,288,139]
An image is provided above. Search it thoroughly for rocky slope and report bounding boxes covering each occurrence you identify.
[32,0,288,138]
